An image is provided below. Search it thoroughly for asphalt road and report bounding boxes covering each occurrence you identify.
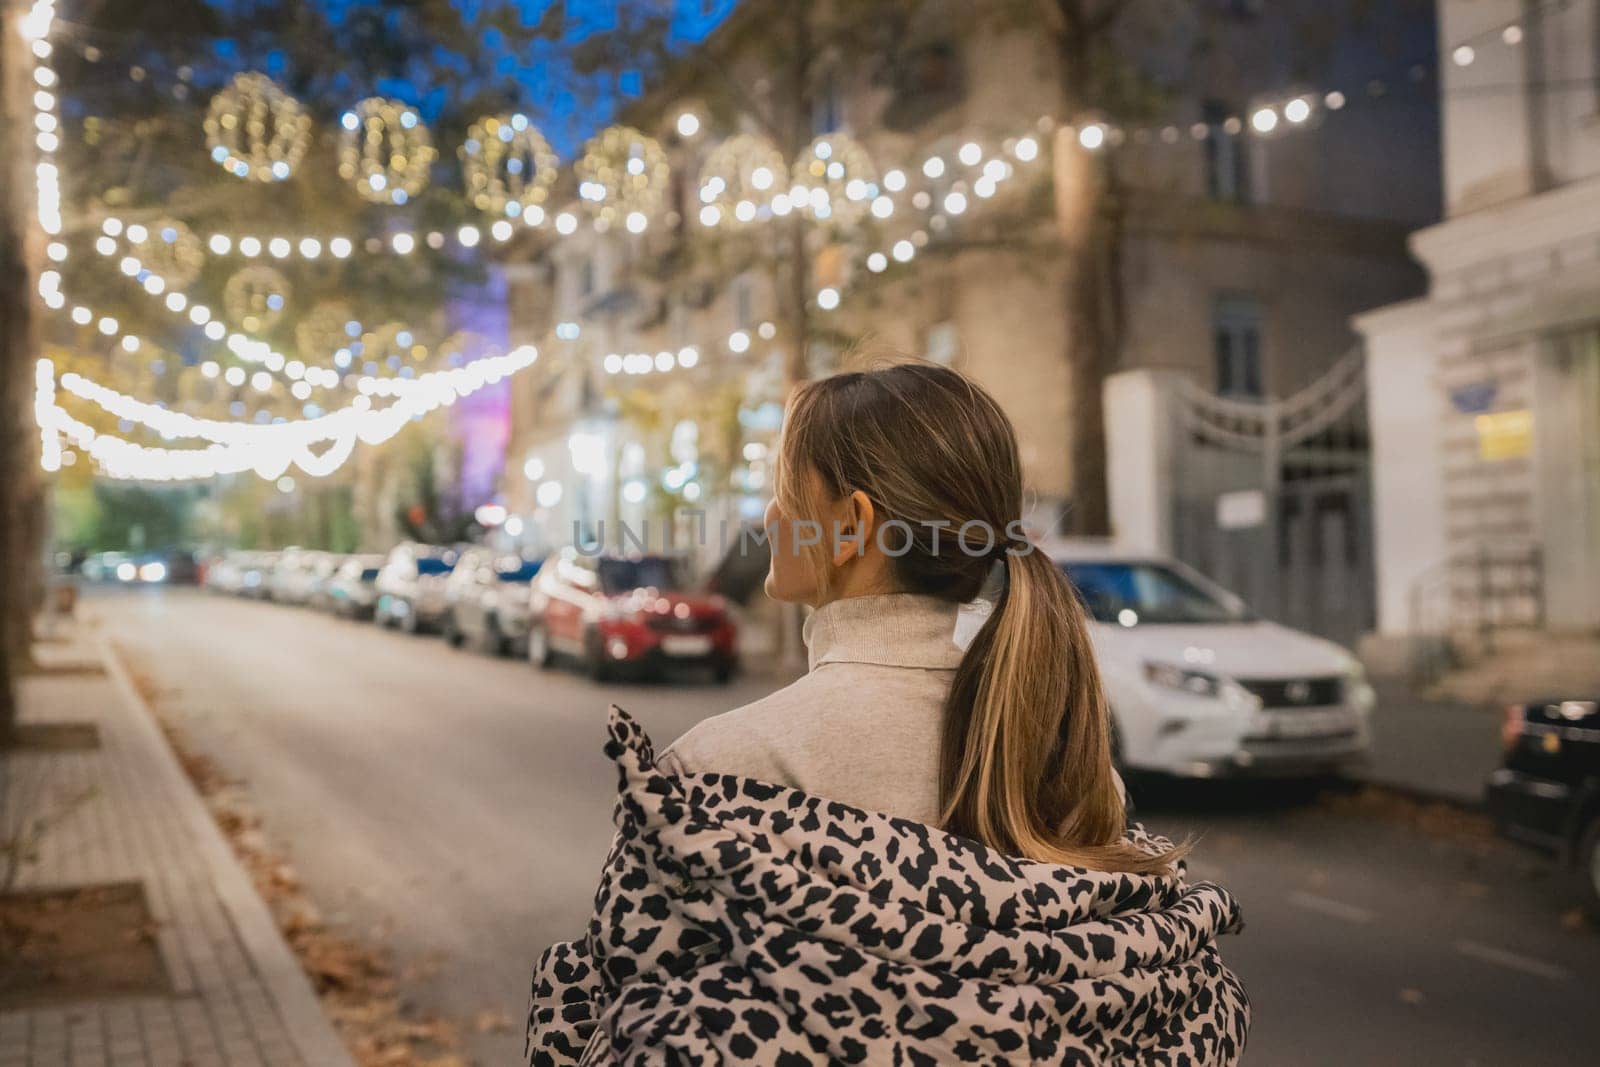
[94,587,1599,1066]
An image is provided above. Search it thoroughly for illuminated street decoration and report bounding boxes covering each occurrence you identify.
[295,301,357,364]
[223,265,291,333]
[203,72,311,182]
[575,124,669,229]
[792,134,877,227]
[697,133,787,227]
[339,97,436,205]
[461,113,559,217]
[131,218,205,288]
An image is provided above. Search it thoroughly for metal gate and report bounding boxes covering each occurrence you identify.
[1170,349,1375,647]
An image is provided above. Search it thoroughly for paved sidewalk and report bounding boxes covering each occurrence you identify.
[1355,680,1505,807]
[0,627,352,1067]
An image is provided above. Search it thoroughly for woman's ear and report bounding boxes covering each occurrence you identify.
[831,490,875,567]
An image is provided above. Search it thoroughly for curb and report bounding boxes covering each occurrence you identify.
[1350,773,1486,814]
[98,634,357,1067]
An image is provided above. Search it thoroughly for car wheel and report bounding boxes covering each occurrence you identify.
[1580,814,1600,921]
[712,658,734,685]
[584,630,612,683]
[443,612,464,648]
[527,624,553,669]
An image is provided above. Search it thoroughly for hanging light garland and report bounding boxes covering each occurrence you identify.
[203,72,312,182]
[461,113,559,218]
[338,97,436,205]
[574,124,669,231]
[696,133,787,228]
[223,264,291,333]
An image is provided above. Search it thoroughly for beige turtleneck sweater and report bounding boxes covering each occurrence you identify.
[657,593,967,825]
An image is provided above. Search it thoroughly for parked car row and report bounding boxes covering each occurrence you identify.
[202,542,739,684]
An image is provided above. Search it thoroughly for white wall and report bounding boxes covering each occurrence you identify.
[1354,299,1447,635]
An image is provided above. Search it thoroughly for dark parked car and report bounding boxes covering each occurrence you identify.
[1486,697,1600,915]
[442,548,543,656]
[526,549,737,682]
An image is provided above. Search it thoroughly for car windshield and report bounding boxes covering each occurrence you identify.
[497,560,541,583]
[1061,561,1251,625]
[598,557,687,595]
[359,568,381,581]
[416,558,453,576]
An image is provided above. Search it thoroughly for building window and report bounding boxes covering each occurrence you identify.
[1214,295,1263,398]
[812,68,842,136]
[1204,100,1252,204]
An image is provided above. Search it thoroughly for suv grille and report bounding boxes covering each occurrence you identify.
[1237,677,1344,708]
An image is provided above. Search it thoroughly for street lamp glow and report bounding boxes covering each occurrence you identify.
[299,237,321,258]
[1284,98,1312,124]
[871,195,893,219]
[817,288,840,311]
[1078,124,1106,151]
[867,251,888,273]
[892,239,915,263]
[536,480,563,508]
[883,169,906,192]
[675,111,700,137]
[391,232,415,254]
[626,211,648,234]
[958,142,982,166]
[728,330,750,354]
[458,224,481,248]
[1453,45,1475,67]
[677,345,699,368]
[523,456,545,481]
[330,236,353,258]
[555,212,578,235]
[492,219,514,241]
[944,191,968,216]
[700,205,721,227]
[1325,91,1347,110]
[922,156,945,179]
[208,234,231,254]
[1251,107,1279,134]
[1014,136,1040,162]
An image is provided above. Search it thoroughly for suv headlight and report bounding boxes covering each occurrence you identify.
[1144,662,1220,697]
[1145,662,1263,713]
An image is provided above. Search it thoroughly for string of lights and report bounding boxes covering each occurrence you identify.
[32,0,1566,485]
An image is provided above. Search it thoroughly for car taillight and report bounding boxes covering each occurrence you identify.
[1501,704,1526,752]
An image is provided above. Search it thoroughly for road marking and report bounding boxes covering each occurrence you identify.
[1287,890,1374,924]
[1454,940,1569,982]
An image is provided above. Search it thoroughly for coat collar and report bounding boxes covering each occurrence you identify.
[803,593,966,673]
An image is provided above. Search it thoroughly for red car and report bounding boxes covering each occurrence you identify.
[526,549,737,683]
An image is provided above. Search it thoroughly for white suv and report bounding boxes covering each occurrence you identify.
[1047,540,1375,779]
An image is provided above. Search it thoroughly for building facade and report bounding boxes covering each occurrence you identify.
[1358,0,1600,638]
[499,0,1440,570]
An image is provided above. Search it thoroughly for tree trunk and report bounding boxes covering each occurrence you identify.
[0,0,46,740]
[1051,14,1121,538]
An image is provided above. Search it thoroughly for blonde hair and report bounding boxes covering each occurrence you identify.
[775,361,1183,874]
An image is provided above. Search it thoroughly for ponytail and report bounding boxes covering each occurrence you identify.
[939,546,1186,875]
[777,360,1185,874]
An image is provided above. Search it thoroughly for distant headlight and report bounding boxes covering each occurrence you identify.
[138,561,167,583]
[1144,662,1220,697]
[115,562,137,582]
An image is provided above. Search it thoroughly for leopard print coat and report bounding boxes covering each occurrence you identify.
[526,706,1249,1065]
